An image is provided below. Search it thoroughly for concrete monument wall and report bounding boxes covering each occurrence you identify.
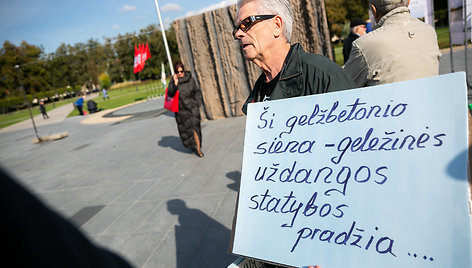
[171,0,332,120]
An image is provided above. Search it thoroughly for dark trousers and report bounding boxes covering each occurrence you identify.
[77,105,84,115]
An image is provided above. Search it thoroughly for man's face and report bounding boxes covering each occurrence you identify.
[235,1,275,61]
[355,25,367,36]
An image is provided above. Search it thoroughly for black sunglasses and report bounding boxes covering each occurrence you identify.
[233,15,276,39]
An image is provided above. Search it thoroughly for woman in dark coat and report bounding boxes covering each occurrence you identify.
[168,62,204,157]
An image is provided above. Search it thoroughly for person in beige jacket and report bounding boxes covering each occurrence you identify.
[344,0,441,87]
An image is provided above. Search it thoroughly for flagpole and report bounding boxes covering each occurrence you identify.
[15,65,42,142]
[463,0,469,86]
[448,0,454,72]
[153,0,175,76]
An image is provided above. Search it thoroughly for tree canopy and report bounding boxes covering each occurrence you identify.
[325,0,370,38]
[0,25,180,100]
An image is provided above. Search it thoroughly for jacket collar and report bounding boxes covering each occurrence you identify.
[377,6,410,28]
[178,71,192,83]
[241,43,304,114]
[279,43,302,81]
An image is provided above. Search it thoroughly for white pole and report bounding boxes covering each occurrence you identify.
[448,0,454,72]
[463,0,469,83]
[429,0,435,28]
[153,0,175,75]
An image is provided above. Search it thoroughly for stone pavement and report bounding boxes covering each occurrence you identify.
[439,46,472,102]
[0,47,470,268]
[0,93,99,134]
[0,96,244,267]
[0,102,75,134]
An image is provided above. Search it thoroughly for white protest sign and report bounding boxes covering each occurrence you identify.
[232,72,472,267]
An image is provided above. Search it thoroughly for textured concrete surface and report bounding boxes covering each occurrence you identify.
[0,99,244,267]
[439,46,472,103]
[0,102,75,134]
[0,93,100,134]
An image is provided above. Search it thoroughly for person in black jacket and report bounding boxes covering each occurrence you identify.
[235,0,356,115]
[39,100,49,119]
[343,18,367,64]
[167,62,204,157]
[87,99,102,114]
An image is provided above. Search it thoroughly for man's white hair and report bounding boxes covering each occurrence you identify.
[237,0,293,42]
[370,0,408,18]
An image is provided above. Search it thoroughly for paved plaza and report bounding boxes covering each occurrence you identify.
[439,46,472,100]
[0,96,244,267]
[0,47,470,267]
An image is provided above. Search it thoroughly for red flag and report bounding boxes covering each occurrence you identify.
[133,45,139,73]
[145,43,151,60]
[139,44,145,72]
[134,43,151,73]
[142,43,147,61]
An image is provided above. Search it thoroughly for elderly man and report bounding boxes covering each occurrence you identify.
[234,0,356,115]
[344,0,441,87]
[343,18,367,64]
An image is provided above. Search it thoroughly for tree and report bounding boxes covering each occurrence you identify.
[0,41,49,98]
[102,39,121,83]
[325,0,348,38]
[113,33,136,81]
[345,0,370,20]
[98,72,111,89]
[1,23,180,105]
[325,0,370,39]
[0,41,18,98]
[47,43,71,89]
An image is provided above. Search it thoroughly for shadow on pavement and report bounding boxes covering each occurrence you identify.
[167,199,235,267]
[226,171,241,192]
[157,136,192,154]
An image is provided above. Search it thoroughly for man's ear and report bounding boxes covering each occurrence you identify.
[370,4,379,22]
[273,15,283,38]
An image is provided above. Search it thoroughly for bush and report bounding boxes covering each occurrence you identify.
[0,96,27,112]
[35,92,45,101]
[99,72,112,89]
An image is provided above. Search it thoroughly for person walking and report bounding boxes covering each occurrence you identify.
[167,62,204,157]
[39,101,49,119]
[344,0,441,87]
[102,88,109,100]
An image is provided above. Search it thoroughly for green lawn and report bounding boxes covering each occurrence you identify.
[334,44,344,66]
[0,99,72,129]
[436,26,450,49]
[0,80,167,129]
[68,81,166,117]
